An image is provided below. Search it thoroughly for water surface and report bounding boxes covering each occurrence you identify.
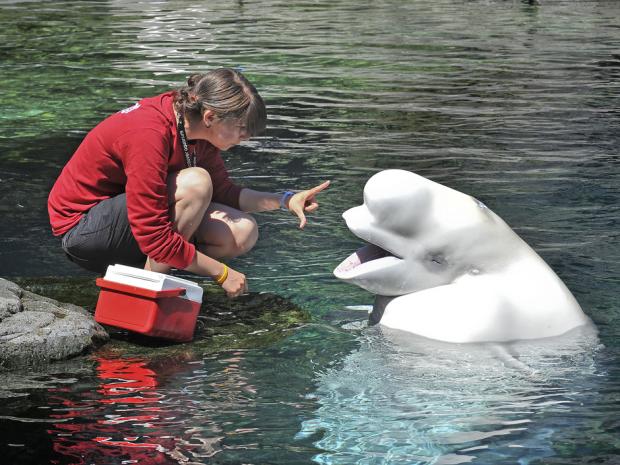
[0,0,619,464]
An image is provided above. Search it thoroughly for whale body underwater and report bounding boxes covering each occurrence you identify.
[334,169,592,343]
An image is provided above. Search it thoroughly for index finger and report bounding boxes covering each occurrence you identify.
[308,180,331,195]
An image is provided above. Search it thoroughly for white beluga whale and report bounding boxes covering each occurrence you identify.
[334,169,592,343]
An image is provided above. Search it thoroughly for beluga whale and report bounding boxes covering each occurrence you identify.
[334,169,592,343]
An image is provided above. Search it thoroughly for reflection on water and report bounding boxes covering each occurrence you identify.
[45,355,264,463]
[1,325,356,465]
[1,0,619,464]
[49,358,173,463]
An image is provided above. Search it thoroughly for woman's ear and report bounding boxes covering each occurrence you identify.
[203,110,216,128]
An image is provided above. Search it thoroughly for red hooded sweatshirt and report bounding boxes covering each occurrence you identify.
[48,92,242,269]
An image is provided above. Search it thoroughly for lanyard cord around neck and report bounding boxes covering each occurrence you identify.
[177,113,197,168]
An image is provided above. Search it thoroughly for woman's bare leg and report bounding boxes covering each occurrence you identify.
[146,167,213,273]
[194,203,258,259]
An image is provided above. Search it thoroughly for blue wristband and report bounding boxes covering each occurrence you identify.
[280,191,295,210]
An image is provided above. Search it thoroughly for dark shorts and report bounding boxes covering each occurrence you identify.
[61,194,146,274]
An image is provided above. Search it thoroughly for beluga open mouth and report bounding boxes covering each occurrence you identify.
[334,244,401,279]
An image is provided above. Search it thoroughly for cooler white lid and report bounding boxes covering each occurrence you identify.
[103,264,203,303]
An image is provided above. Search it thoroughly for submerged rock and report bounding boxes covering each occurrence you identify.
[0,278,109,370]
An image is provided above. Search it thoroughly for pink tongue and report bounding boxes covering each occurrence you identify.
[337,252,362,273]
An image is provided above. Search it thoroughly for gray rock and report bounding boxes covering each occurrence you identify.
[0,279,108,370]
[0,278,22,320]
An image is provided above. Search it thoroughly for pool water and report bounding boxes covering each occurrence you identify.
[0,1,619,464]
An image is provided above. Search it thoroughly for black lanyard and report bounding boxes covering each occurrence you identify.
[177,114,197,168]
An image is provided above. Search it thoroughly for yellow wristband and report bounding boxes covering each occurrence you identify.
[215,264,229,285]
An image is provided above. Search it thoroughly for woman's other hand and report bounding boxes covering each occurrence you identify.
[288,180,330,228]
[221,266,248,298]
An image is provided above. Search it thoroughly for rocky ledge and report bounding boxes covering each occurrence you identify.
[0,278,109,370]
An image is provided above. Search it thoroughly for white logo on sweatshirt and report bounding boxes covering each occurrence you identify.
[120,102,141,114]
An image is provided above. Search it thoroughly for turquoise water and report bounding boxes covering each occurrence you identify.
[1,0,619,463]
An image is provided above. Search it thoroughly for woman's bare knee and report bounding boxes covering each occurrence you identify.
[233,215,259,256]
[170,167,213,205]
[197,212,258,259]
[168,168,213,239]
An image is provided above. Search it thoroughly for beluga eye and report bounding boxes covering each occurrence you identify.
[428,253,445,266]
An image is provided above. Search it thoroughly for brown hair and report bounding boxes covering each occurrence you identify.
[174,68,267,137]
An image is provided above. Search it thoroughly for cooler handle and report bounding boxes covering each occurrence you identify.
[96,278,187,299]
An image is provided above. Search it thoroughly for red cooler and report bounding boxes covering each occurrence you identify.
[95,265,204,342]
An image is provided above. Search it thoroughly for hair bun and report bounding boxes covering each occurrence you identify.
[187,73,205,89]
